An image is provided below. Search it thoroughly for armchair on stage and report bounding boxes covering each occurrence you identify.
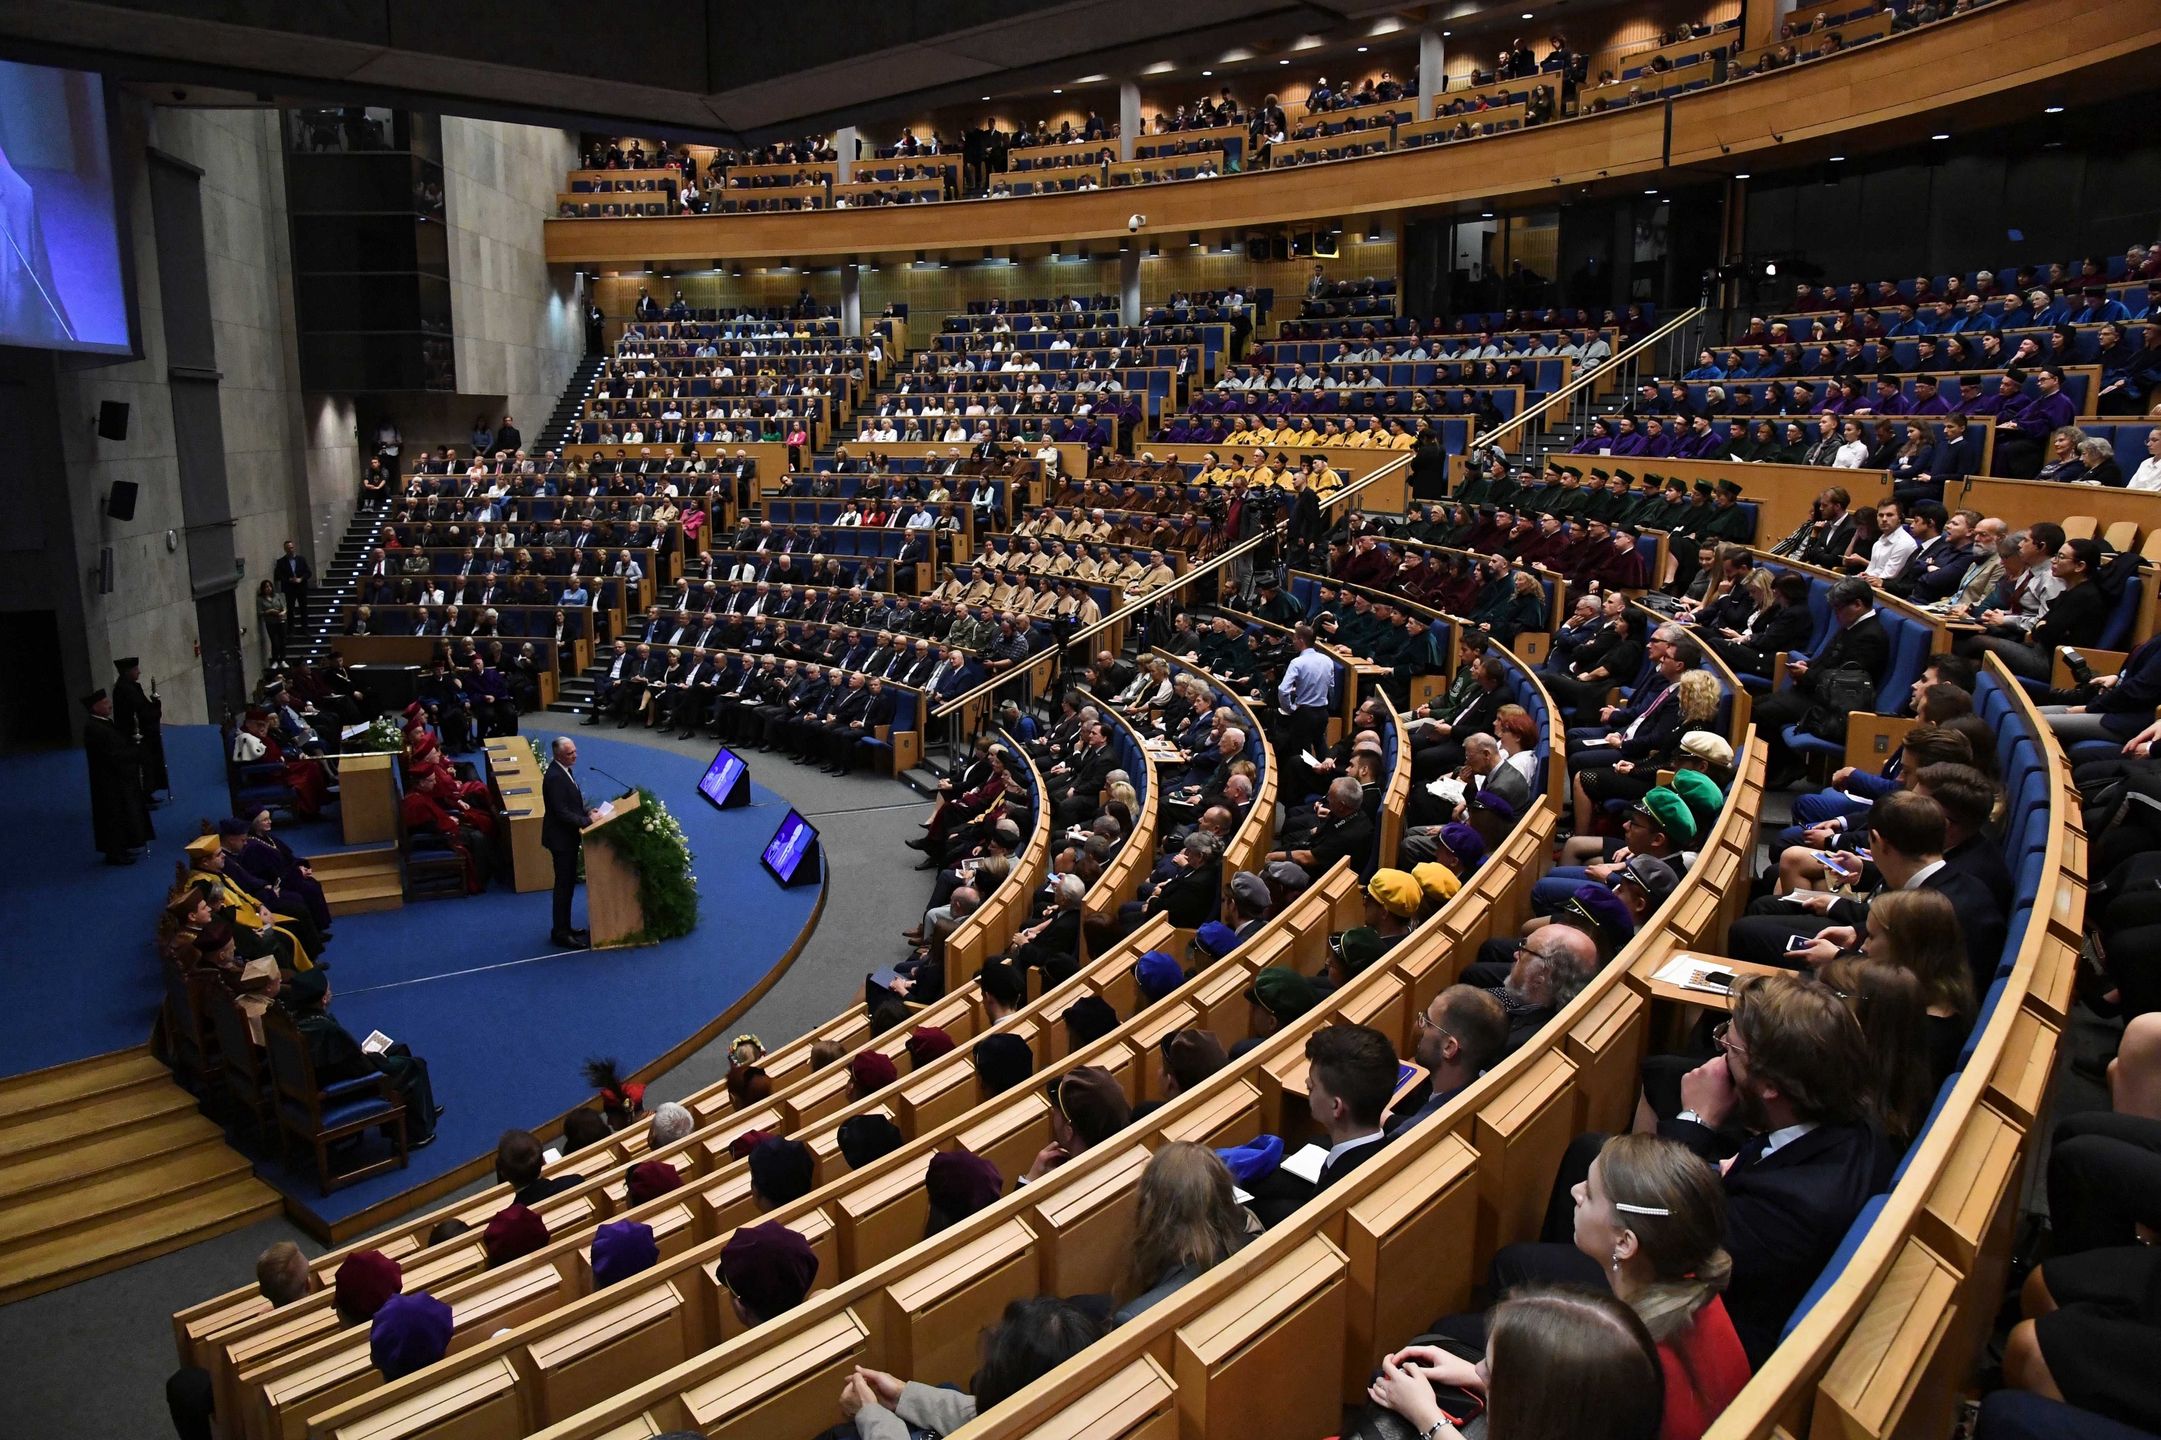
[582,793,648,948]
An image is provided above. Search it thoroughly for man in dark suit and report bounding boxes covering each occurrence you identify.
[1797,486,1860,570]
[275,539,313,628]
[541,736,598,948]
[1050,719,1116,828]
[1249,1022,1399,1226]
[1281,776,1377,879]
[1566,633,1698,774]
[1752,576,1889,785]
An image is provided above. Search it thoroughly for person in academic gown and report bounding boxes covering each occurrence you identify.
[83,687,153,864]
[281,968,439,1146]
[112,657,169,799]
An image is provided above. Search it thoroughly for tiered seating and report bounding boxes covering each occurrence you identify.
[321,809,1557,1440]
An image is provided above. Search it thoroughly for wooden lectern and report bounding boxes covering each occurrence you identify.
[581,793,646,949]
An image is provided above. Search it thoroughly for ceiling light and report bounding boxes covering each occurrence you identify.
[1202,69,1213,76]
[1052,88,1063,94]
[1828,154,1845,162]
[1522,11,1534,18]
[1279,58,1290,65]
[1357,45,1369,52]
[1931,132,1950,140]
[1734,172,1750,179]
[980,95,989,101]
[2044,104,2064,114]
[1442,30,1451,36]
[1644,188,1658,195]
[1480,211,1494,218]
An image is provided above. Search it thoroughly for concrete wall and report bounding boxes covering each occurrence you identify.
[442,117,583,439]
[43,103,315,725]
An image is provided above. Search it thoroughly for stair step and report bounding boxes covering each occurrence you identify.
[0,1083,200,1162]
[0,1141,253,1245]
[304,845,400,875]
[0,1048,168,1115]
[0,1172,281,1306]
[0,1108,224,1207]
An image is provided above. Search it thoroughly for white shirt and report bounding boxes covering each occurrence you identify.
[1758,1120,1819,1160]
[1502,750,1540,787]
[1903,858,1947,890]
[1863,527,1919,579]
[2128,456,2161,492]
[1831,440,1870,469]
[1323,1129,1387,1172]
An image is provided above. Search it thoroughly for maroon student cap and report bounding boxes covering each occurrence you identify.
[333,1249,403,1322]
[718,1221,819,1318]
[925,1147,1004,1228]
[905,1025,956,1066]
[625,1158,683,1205]
[482,1203,551,1265]
[848,1051,899,1093]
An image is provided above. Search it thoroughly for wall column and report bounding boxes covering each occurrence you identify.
[1118,82,1140,162]
[1417,30,1445,118]
[1119,246,1141,325]
[841,262,863,336]
[1742,0,1789,50]
[833,125,857,183]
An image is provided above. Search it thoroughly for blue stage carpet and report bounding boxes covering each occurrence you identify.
[1,724,822,1232]
[0,725,236,1075]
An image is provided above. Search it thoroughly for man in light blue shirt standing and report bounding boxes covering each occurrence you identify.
[1277,622,1336,784]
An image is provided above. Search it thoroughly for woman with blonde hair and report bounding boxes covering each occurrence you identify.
[1369,1132,1748,1439]
[1117,1142,1256,1321]
[1572,660,1725,826]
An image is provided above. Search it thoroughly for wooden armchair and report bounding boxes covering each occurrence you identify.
[260,1008,408,1194]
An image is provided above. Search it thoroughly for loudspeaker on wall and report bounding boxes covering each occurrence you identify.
[96,400,130,441]
[106,481,138,521]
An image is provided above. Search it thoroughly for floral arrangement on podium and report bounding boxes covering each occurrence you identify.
[585,785,698,943]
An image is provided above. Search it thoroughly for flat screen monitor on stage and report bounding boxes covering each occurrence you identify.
[696,745,750,809]
[761,809,820,888]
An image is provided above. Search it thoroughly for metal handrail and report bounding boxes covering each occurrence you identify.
[1464,306,1706,464]
[924,456,1411,743]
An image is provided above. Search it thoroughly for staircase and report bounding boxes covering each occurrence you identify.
[0,1049,280,1305]
[289,505,391,669]
[309,846,406,915]
[538,355,608,454]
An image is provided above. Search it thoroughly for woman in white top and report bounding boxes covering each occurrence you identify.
[1831,417,1871,469]
[1115,656,1173,712]
[2128,427,2161,492]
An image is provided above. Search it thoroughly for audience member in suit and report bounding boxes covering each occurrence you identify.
[1696,570,1814,679]
[1406,656,1506,777]
[1269,776,1376,879]
[1752,577,1890,785]
[1247,1023,1401,1226]
[1731,791,2008,994]
[1566,629,1699,775]
[1975,538,2112,682]
[1385,984,1510,1134]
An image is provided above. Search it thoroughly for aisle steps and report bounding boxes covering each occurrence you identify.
[0,1049,278,1304]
